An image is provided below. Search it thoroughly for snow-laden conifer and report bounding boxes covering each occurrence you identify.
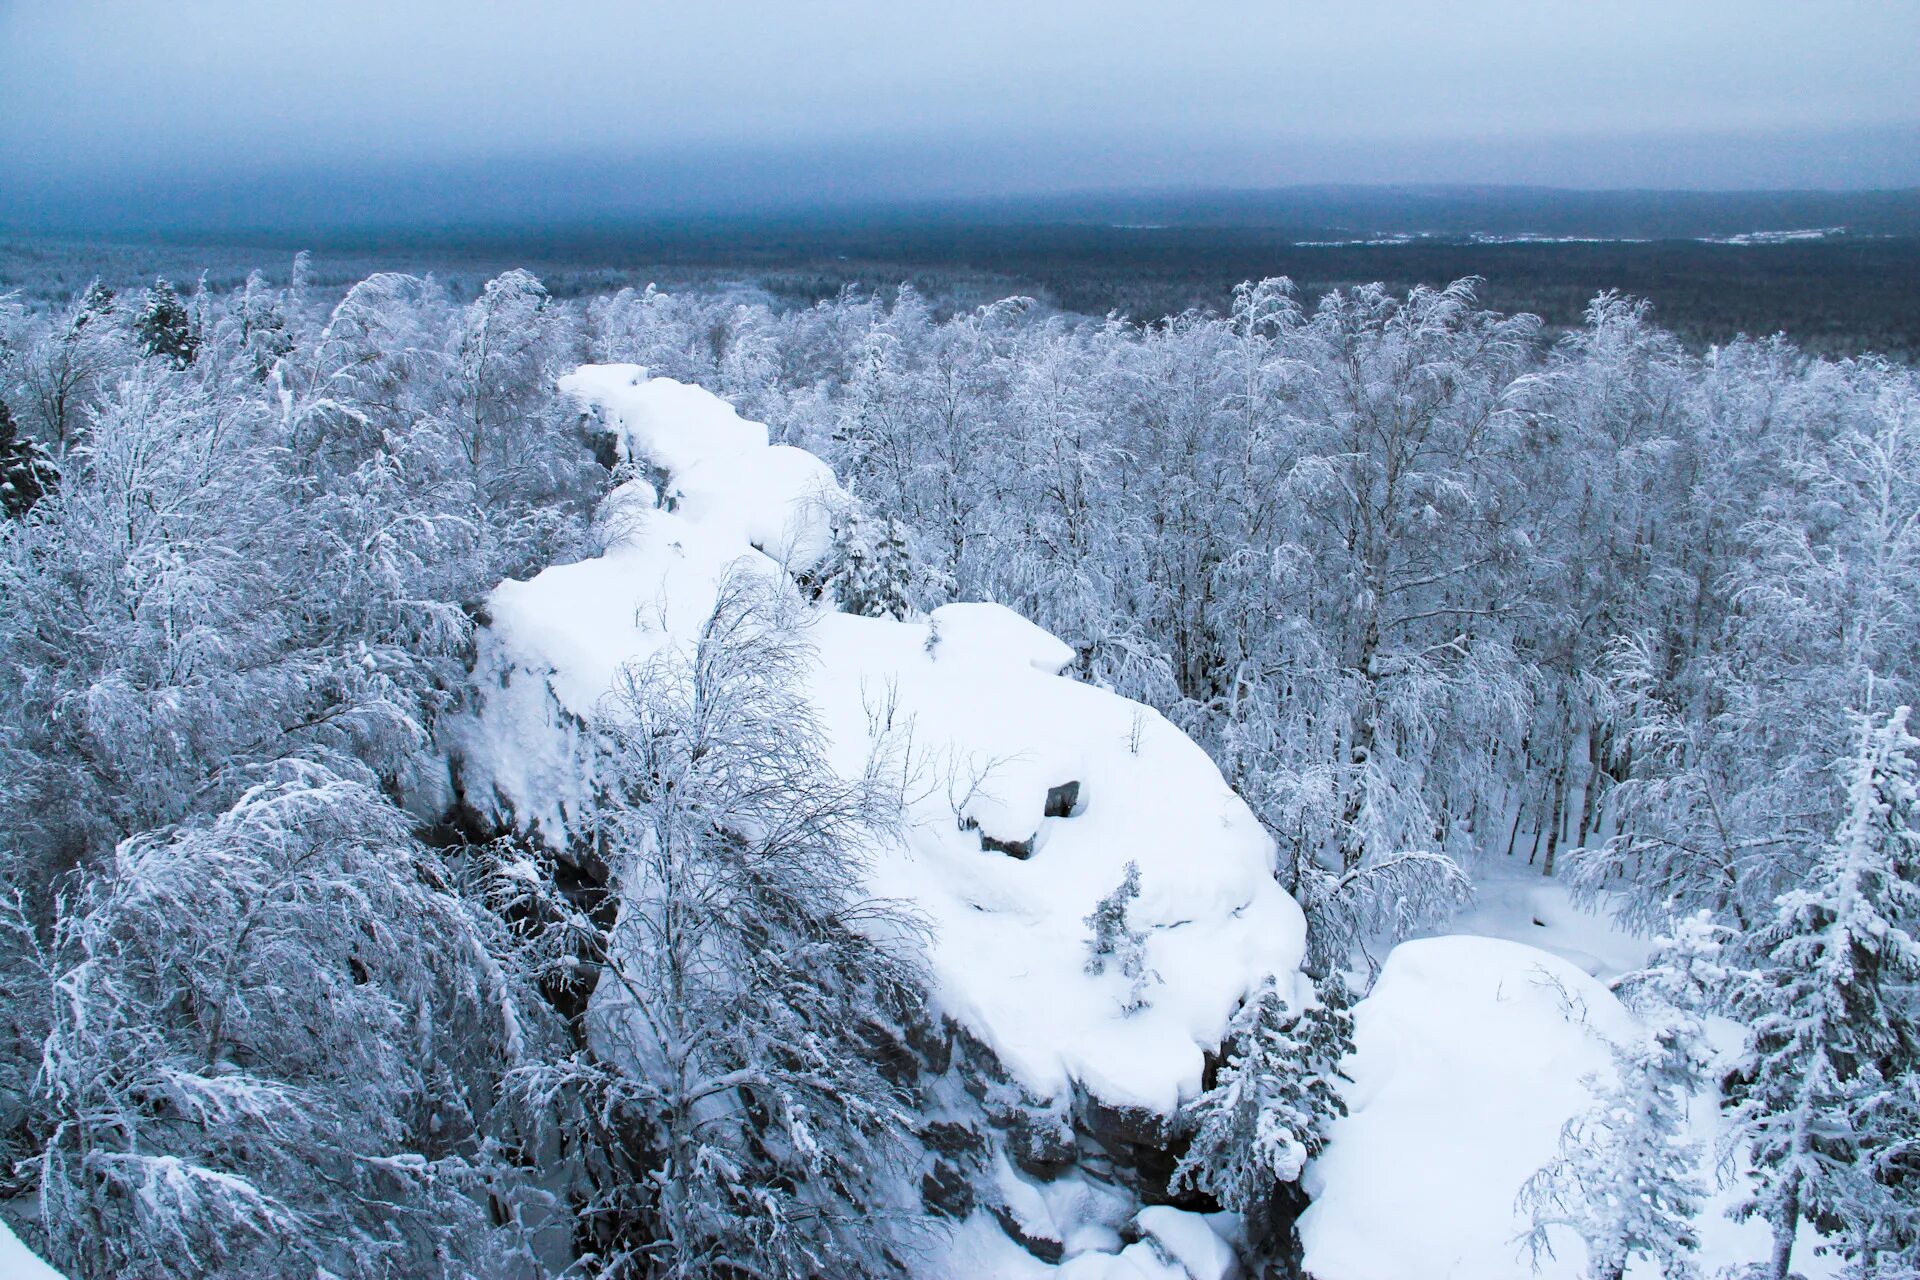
[1518,912,1722,1280]
[1172,974,1352,1245]
[0,398,53,517]
[134,277,199,368]
[1084,859,1157,1015]
[1727,707,1920,1280]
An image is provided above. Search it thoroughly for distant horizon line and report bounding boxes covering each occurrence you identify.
[3,181,1920,251]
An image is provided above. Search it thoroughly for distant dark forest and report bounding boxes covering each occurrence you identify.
[6,185,1919,358]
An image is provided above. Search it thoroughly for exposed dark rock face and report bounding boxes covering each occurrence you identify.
[979,830,1037,858]
[921,1120,986,1159]
[1044,779,1082,818]
[949,1020,1016,1104]
[868,1017,923,1086]
[989,1203,1066,1263]
[1076,1090,1175,1151]
[1004,1106,1076,1180]
[921,1159,975,1219]
[1257,1182,1313,1280]
[965,779,1082,859]
[904,1011,955,1076]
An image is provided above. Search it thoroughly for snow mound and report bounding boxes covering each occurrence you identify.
[1301,926,1847,1280]
[459,368,1306,1119]
[1298,936,1633,1280]
[0,1221,66,1280]
[1132,1206,1238,1280]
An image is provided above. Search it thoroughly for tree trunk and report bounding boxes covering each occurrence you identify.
[1576,726,1606,851]
[1340,615,1383,874]
[1767,1178,1800,1280]
[1540,762,1569,876]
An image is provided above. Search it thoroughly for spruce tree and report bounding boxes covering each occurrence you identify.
[75,279,116,328]
[828,505,879,614]
[1084,860,1156,1014]
[1518,913,1721,1280]
[1728,708,1920,1280]
[1172,975,1352,1245]
[0,399,53,518]
[871,517,916,620]
[134,277,199,368]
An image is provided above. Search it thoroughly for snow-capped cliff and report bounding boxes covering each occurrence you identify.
[454,366,1306,1273]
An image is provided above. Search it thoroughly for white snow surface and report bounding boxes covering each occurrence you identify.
[1298,936,1636,1280]
[1299,932,1840,1280]
[459,366,1306,1119]
[1132,1207,1239,1280]
[1427,855,1655,981]
[0,1221,66,1280]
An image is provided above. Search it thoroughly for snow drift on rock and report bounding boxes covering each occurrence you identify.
[1297,934,1842,1280]
[457,364,1306,1120]
[1298,936,1635,1280]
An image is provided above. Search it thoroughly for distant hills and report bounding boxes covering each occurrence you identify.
[6,184,1919,359]
[935,184,1920,241]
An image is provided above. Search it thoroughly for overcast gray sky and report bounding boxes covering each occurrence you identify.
[4,0,1919,226]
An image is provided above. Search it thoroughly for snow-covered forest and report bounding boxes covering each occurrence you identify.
[2,261,1919,1280]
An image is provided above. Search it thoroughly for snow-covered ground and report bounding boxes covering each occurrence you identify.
[1304,863,1838,1280]
[1300,936,1635,1280]
[1434,854,1654,981]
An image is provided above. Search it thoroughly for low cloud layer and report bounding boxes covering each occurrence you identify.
[5,0,1917,228]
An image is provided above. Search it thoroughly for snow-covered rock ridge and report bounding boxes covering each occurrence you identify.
[454,365,1307,1272]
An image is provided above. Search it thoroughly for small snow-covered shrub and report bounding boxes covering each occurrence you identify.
[1084,860,1158,1015]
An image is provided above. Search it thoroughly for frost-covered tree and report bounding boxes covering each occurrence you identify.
[827,504,880,613]
[212,268,295,380]
[1312,853,1474,980]
[449,272,579,482]
[825,505,917,620]
[1570,354,1920,936]
[134,277,199,368]
[1518,913,1722,1280]
[872,517,916,619]
[0,398,53,517]
[1171,974,1352,1246]
[12,279,128,449]
[505,569,930,1279]
[37,763,556,1280]
[1726,707,1920,1280]
[1084,860,1157,1015]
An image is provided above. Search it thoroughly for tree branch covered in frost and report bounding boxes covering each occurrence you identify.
[1517,913,1722,1280]
[1172,974,1352,1248]
[37,763,560,1279]
[1721,708,1920,1279]
[1294,848,1475,979]
[502,570,932,1279]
